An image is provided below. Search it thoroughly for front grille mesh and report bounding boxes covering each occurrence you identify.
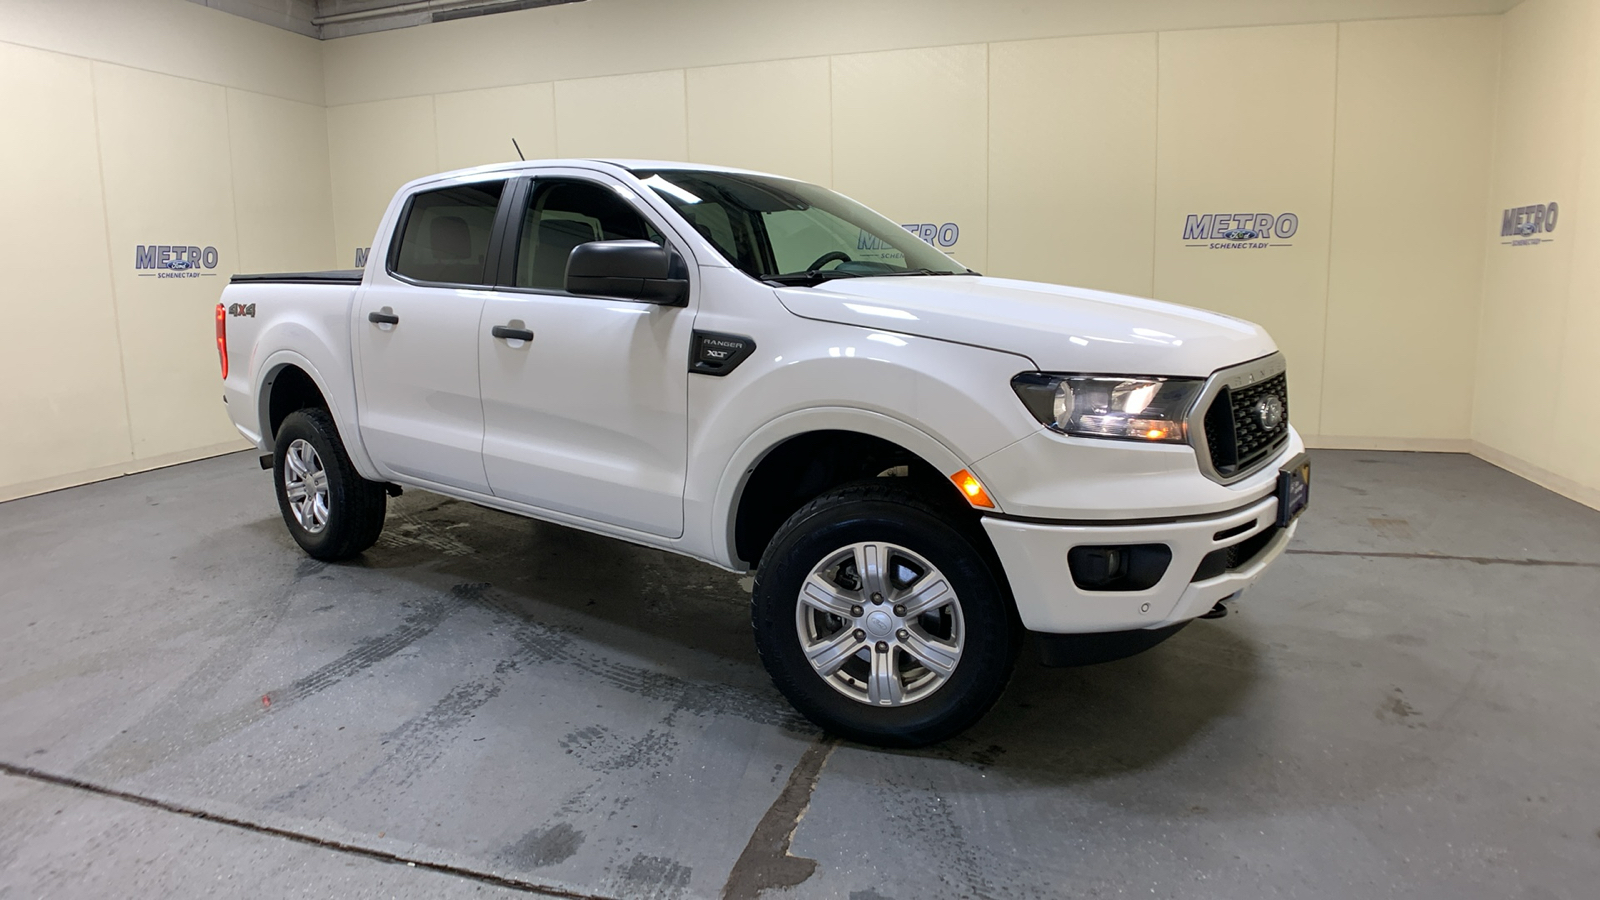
[1203,372,1289,478]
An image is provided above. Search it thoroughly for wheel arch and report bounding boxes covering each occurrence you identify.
[715,408,1000,571]
[255,350,381,480]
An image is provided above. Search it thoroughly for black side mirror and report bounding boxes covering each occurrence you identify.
[565,240,689,306]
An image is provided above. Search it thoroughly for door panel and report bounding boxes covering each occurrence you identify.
[480,293,691,535]
[478,173,692,537]
[353,178,506,492]
[356,285,489,491]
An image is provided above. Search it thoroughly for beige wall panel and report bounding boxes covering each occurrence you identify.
[326,96,439,271]
[321,0,1516,107]
[553,70,688,160]
[1320,17,1500,440]
[1473,0,1591,472]
[227,89,337,274]
[1154,25,1338,437]
[686,58,832,186]
[831,44,989,272]
[435,82,557,171]
[1549,3,1600,494]
[0,44,132,490]
[0,0,323,105]
[988,32,1157,295]
[92,63,242,460]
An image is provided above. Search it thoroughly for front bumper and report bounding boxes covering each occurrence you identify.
[981,491,1297,634]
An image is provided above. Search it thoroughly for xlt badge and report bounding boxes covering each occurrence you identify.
[690,331,756,376]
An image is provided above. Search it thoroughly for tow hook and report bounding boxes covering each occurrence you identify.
[1201,593,1239,620]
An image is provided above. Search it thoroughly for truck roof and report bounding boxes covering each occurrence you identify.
[405,158,788,191]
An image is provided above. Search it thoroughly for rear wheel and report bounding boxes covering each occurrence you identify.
[273,408,387,561]
[752,481,1018,747]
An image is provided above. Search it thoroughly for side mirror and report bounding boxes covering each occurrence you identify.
[565,240,689,306]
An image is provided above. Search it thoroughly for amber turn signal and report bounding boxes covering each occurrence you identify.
[950,469,995,509]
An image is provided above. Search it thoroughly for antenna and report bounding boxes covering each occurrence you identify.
[512,138,525,161]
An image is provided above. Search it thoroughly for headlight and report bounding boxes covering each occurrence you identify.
[1010,373,1203,443]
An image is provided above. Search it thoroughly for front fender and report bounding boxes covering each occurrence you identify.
[680,303,1042,566]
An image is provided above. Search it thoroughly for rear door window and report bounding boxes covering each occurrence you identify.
[391,180,506,286]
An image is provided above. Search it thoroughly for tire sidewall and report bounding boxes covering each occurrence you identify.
[273,411,352,558]
[754,494,1016,746]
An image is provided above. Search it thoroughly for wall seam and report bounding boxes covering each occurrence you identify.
[85,62,139,465]
[222,89,250,274]
[982,42,991,274]
[1314,23,1343,436]
[1469,15,1510,445]
[679,68,691,161]
[827,56,836,188]
[1149,31,1161,298]
[429,93,441,170]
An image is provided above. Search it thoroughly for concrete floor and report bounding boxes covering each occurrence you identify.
[1,450,1597,899]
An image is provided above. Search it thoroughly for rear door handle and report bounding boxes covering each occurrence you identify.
[491,325,534,341]
[368,311,399,325]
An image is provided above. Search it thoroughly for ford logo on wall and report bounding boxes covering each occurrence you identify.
[1221,228,1259,241]
[165,257,193,270]
[1255,396,1285,430]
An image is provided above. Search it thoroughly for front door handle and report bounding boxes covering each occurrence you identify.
[368,311,399,325]
[491,325,534,341]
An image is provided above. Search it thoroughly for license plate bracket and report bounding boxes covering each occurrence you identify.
[1276,454,1311,527]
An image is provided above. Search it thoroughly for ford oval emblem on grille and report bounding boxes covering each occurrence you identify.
[1256,396,1285,430]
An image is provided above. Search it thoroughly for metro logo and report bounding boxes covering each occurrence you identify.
[901,222,960,249]
[1500,202,1558,246]
[136,244,220,279]
[1182,213,1299,242]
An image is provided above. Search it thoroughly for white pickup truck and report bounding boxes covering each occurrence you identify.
[217,159,1308,746]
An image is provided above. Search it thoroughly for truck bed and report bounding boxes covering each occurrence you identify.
[229,269,363,285]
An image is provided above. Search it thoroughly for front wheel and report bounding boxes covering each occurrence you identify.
[273,408,387,561]
[752,482,1018,747]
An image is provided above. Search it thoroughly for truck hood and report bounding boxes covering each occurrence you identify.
[773,275,1276,376]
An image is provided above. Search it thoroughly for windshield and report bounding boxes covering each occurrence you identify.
[633,169,968,283]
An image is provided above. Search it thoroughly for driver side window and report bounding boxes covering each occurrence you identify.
[514,179,664,291]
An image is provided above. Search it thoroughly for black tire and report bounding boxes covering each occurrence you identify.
[752,480,1019,747]
[272,408,387,561]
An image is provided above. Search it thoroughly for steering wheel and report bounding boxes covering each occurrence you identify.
[805,251,852,271]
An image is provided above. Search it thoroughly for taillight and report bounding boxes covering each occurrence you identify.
[215,303,228,379]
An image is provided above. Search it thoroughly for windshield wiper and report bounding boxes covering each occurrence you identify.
[762,270,866,288]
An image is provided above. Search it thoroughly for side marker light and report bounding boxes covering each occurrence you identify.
[951,469,995,509]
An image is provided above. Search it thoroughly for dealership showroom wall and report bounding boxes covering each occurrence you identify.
[2,0,1600,897]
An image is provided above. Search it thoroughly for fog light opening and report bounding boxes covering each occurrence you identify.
[1066,543,1173,592]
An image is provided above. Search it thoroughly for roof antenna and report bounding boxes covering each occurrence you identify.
[511,138,525,161]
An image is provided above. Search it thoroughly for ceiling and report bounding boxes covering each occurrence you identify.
[184,0,586,39]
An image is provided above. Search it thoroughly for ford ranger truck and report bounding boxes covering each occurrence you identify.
[216,160,1309,747]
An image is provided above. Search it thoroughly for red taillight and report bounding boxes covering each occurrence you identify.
[215,303,228,379]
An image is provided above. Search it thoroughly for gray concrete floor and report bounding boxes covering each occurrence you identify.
[1,450,1597,899]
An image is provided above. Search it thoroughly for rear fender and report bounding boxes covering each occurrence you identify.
[256,349,381,482]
